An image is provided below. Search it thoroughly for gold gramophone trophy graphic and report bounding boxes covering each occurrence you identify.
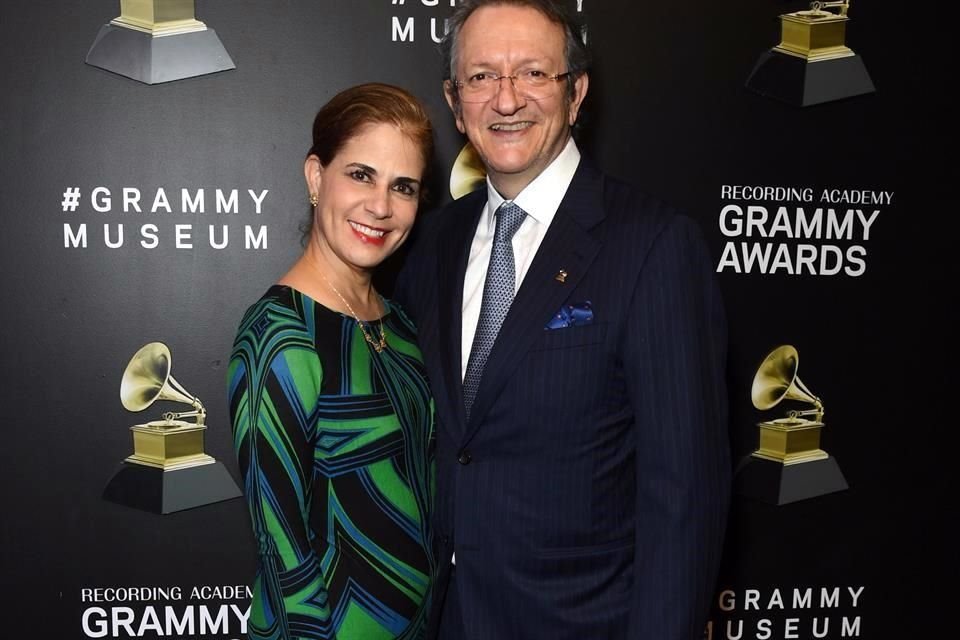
[102,342,241,514]
[735,345,848,505]
[745,1,874,106]
[450,143,487,200]
[86,0,235,84]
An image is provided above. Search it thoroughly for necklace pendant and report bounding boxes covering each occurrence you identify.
[320,271,388,354]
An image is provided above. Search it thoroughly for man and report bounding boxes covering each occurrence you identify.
[394,1,730,638]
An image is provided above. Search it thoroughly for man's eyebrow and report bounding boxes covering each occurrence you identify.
[464,55,554,69]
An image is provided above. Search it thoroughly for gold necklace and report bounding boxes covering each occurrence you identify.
[320,273,387,353]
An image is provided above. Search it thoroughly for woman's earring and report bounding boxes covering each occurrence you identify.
[309,193,319,207]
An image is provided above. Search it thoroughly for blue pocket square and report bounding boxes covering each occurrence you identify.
[545,301,594,330]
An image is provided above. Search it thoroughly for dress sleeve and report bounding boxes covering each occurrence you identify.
[228,300,330,639]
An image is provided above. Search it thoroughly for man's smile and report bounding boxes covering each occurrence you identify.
[489,121,534,131]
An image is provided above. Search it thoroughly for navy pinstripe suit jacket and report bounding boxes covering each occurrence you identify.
[394,160,730,640]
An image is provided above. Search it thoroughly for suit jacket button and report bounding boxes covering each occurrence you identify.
[458,450,472,465]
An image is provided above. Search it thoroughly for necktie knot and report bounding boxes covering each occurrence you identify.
[494,202,526,244]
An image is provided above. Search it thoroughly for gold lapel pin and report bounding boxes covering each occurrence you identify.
[555,269,568,283]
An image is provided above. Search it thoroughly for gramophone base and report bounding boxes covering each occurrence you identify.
[735,454,848,505]
[103,460,242,514]
[85,24,235,85]
[745,49,874,106]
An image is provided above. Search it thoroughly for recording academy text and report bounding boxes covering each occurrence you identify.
[716,185,893,277]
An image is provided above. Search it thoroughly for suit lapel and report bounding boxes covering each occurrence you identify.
[462,163,606,443]
[436,190,485,437]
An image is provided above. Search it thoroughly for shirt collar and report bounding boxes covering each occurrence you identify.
[485,137,581,228]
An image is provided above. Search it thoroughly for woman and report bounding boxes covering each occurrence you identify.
[228,83,435,640]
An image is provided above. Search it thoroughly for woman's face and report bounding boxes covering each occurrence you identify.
[305,122,424,274]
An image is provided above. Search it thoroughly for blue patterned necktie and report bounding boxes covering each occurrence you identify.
[463,201,527,419]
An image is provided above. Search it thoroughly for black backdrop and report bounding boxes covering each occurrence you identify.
[1,1,951,638]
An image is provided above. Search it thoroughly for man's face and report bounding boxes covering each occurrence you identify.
[446,5,588,198]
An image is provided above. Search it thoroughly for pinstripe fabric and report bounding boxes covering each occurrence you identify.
[228,285,435,640]
[394,161,731,640]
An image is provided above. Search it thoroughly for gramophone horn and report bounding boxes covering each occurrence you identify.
[120,342,197,412]
[450,142,487,200]
[751,344,822,411]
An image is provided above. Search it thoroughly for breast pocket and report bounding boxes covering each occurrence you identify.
[529,322,608,352]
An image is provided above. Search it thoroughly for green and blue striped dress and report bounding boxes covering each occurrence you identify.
[228,285,435,640]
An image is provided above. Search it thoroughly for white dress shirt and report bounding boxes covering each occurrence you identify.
[461,137,581,379]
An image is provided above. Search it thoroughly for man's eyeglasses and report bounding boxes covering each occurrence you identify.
[452,70,572,103]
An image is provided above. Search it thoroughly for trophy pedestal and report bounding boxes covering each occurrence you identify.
[735,454,848,505]
[125,420,215,469]
[746,49,874,106]
[103,460,242,514]
[85,23,234,85]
